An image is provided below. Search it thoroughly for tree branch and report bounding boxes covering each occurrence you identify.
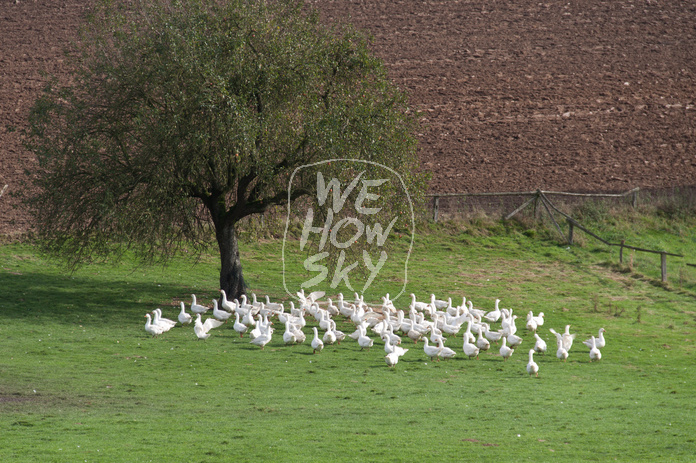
[239,186,310,219]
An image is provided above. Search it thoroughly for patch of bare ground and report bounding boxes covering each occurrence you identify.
[2,1,695,235]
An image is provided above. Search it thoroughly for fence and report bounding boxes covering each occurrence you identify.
[427,185,696,221]
[426,186,695,284]
[426,187,640,222]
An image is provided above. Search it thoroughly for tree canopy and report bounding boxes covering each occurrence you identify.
[25,0,425,300]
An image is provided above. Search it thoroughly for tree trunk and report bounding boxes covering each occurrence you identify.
[216,221,246,301]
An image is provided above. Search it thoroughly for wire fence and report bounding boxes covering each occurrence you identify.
[424,185,696,290]
[425,185,696,222]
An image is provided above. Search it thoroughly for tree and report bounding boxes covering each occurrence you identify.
[24,0,424,301]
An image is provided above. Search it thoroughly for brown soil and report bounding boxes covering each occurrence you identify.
[1,0,695,235]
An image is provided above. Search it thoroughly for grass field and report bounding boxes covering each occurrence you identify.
[1,211,695,462]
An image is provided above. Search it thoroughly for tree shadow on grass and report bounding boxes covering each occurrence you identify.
[0,270,193,327]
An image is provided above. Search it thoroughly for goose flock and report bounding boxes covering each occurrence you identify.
[143,291,607,376]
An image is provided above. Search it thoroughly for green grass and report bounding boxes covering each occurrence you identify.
[1,212,696,462]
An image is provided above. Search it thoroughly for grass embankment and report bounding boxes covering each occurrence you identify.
[1,209,695,462]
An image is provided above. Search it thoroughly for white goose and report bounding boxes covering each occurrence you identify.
[307,290,325,304]
[349,320,367,341]
[526,349,539,377]
[350,303,366,326]
[476,329,490,352]
[484,298,502,323]
[362,308,383,329]
[445,306,467,326]
[249,313,272,340]
[556,338,569,361]
[532,311,545,327]
[178,301,193,325]
[249,323,272,349]
[499,336,514,361]
[384,335,396,355]
[438,313,462,336]
[264,295,283,312]
[233,312,248,338]
[241,308,257,327]
[328,319,346,345]
[466,300,486,319]
[484,325,504,344]
[382,325,402,346]
[357,325,374,351]
[276,305,290,325]
[317,309,332,331]
[463,336,480,360]
[437,338,457,360]
[323,327,337,345]
[292,324,307,344]
[288,301,303,318]
[385,352,401,367]
[144,313,165,337]
[237,294,255,314]
[282,321,297,345]
[152,309,176,332]
[429,324,446,345]
[290,307,306,329]
[533,333,547,354]
[397,309,414,333]
[502,314,518,336]
[338,297,355,319]
[462,321,476,344]
[191,294,209,314]
[298,290,325,309]
[525,311,538,332]
[507,332,523,349]
[384,335,409,357]
[311,327,324,354]
[583,328,606,350]
[588,336,602,362]
[381,294,397,314]
[562,324,577,350]
[406,327,426,344]
[249,293,262,309]
[194,313,224,340]
[326,298,339,317]
[257,301,275,319]
[469,315,486,337]
[430,293,449,310]
[212,300,232,322]
[409,293,430,312]
[219,289,236,312]
[422,338,442,361]
[550,325,576,352]
[446,299,460,317]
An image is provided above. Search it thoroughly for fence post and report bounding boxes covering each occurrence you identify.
[632,189,638,209]
[661,252,667,282]
[567,219,574,245]
[619,240,625,264]
[433,196,440,222]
